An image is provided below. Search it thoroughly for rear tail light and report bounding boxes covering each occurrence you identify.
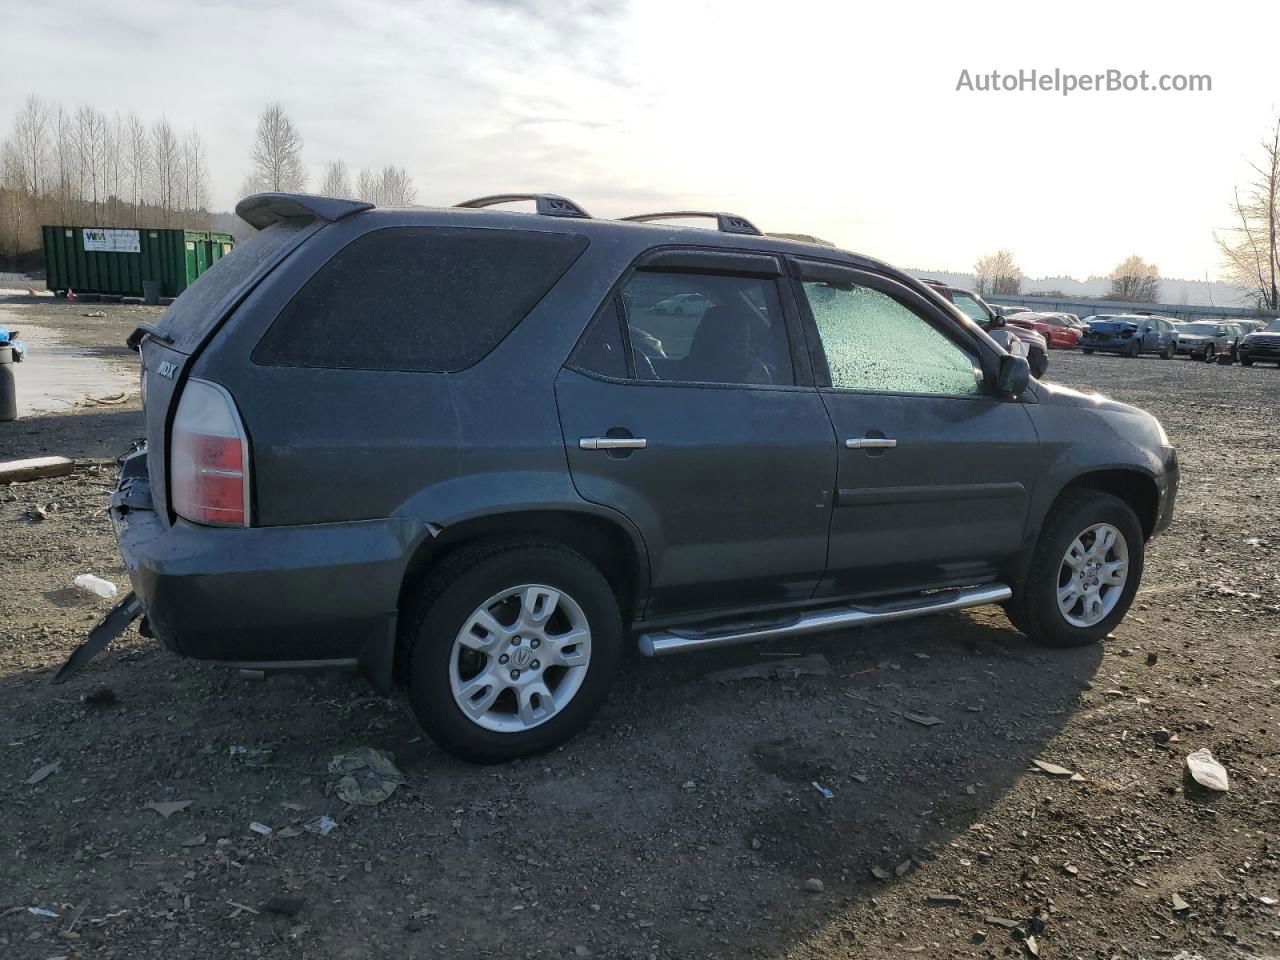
[170,378,251,527]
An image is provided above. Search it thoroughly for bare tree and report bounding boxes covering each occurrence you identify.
[1106,255,1161,302]
[378,165,416,205]
[182,127,210,213]
[106,112,125,224]
[54,105,80,222]
[973,249,1023,296]
[150,117,182,225]
[123,111,149,226]
[11,95,51,197]
[356,167,380,204]
[75,105,109,224]
[248,103,306,193]
[1215,116,1280,311]
[320,159,352,198]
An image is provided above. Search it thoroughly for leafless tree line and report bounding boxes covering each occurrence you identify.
[322,159,417,205]
[240,104,417,210]
[1217,115,1280,311]
[0,94,212,262]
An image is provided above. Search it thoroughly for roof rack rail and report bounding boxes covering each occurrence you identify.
[618,211,762,236]
[236,192,374,230]
[455,194,591,219]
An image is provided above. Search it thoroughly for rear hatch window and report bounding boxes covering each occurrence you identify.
[1088,320,1137,333]
[153,219,317,354]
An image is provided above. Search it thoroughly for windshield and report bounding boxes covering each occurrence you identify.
[1266,320,1280,332]
[1180,323,1216,335]
[951,293,991,323]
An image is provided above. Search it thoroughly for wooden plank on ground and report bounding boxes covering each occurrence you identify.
[0,456,75,483]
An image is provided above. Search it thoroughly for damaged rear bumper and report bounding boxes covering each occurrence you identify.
[110,449,424,691]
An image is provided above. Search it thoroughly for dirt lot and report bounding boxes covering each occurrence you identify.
[1,302,1277,960]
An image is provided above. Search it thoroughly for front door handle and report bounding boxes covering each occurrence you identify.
[845,438,897,449]
[580,437,648,450]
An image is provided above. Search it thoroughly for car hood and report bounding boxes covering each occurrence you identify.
[1033,380,1146,417]
[1177,332,1210,341]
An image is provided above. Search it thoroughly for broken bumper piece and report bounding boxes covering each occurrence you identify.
[51,591,144,683]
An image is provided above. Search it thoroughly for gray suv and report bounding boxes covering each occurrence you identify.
[93,192,1179,762]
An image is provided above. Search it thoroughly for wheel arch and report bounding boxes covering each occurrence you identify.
[394,507,649,678]
[1052,468,1160,540]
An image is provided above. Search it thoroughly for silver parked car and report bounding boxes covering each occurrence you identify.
[1173,321,1243,362]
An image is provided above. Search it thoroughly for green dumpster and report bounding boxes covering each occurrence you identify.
[41,226,235,298]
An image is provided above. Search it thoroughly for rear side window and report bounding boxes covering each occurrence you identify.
[254,227,588,372]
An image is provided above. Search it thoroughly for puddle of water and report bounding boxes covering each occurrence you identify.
[3,321,138,417]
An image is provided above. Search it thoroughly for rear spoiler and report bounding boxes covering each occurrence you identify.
[235,193,374,230]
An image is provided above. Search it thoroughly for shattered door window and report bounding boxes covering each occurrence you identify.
[802,281,984,397]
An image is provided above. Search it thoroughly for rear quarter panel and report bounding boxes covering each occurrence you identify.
[191,212,637,530]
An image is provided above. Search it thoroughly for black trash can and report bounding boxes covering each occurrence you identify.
[142,280,162,306]
[0,345,16,422]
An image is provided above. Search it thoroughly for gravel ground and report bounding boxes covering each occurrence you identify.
[1,306,1278,959]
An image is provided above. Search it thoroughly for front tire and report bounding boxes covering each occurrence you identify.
[1006,491,1144,648]
[1030,349,1048,378]
[404,541,623,763]
[1160,341,1175,359]
[1126,340,1140,358]
[1081,348,1093,355]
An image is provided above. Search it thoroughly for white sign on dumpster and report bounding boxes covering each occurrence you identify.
[82,228,141,254]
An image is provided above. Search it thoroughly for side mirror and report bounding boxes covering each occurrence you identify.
[996,353,1031,397]
[988,314,1006,329]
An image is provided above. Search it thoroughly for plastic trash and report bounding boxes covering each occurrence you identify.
[74,574,118,600]
[327,747,406,806]
[304,815,338,836]
[1186,748,1230,791]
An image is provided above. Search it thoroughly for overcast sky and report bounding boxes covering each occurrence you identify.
[2,0,1277,280]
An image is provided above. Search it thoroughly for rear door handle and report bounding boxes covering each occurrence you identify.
[845,438,897,449]
[580,437,648,450]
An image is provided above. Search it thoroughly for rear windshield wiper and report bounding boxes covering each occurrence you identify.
[126,322,175,351]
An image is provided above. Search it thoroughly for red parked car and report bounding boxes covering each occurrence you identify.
[1007,312,1081,350]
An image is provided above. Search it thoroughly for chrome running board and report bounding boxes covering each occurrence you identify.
[637,583,1012,657]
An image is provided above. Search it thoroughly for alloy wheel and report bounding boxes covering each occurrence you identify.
[1056,523,1129,628]
[449,584,592,733]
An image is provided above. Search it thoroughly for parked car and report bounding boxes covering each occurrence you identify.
[1237,319,1280,366]
[651,291,709,315]
[1232,319,1266,335]
[1173,321,1243,361]
[1080,315,1179,358]
[992,304,1031,318]
[95,192,1178,763]
[920,280,1049,377]
[1007,312,1082,349]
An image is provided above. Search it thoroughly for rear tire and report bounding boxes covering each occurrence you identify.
[1007,491,1144,648]
[1082,349,1094,355]
[404,540,623,763]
